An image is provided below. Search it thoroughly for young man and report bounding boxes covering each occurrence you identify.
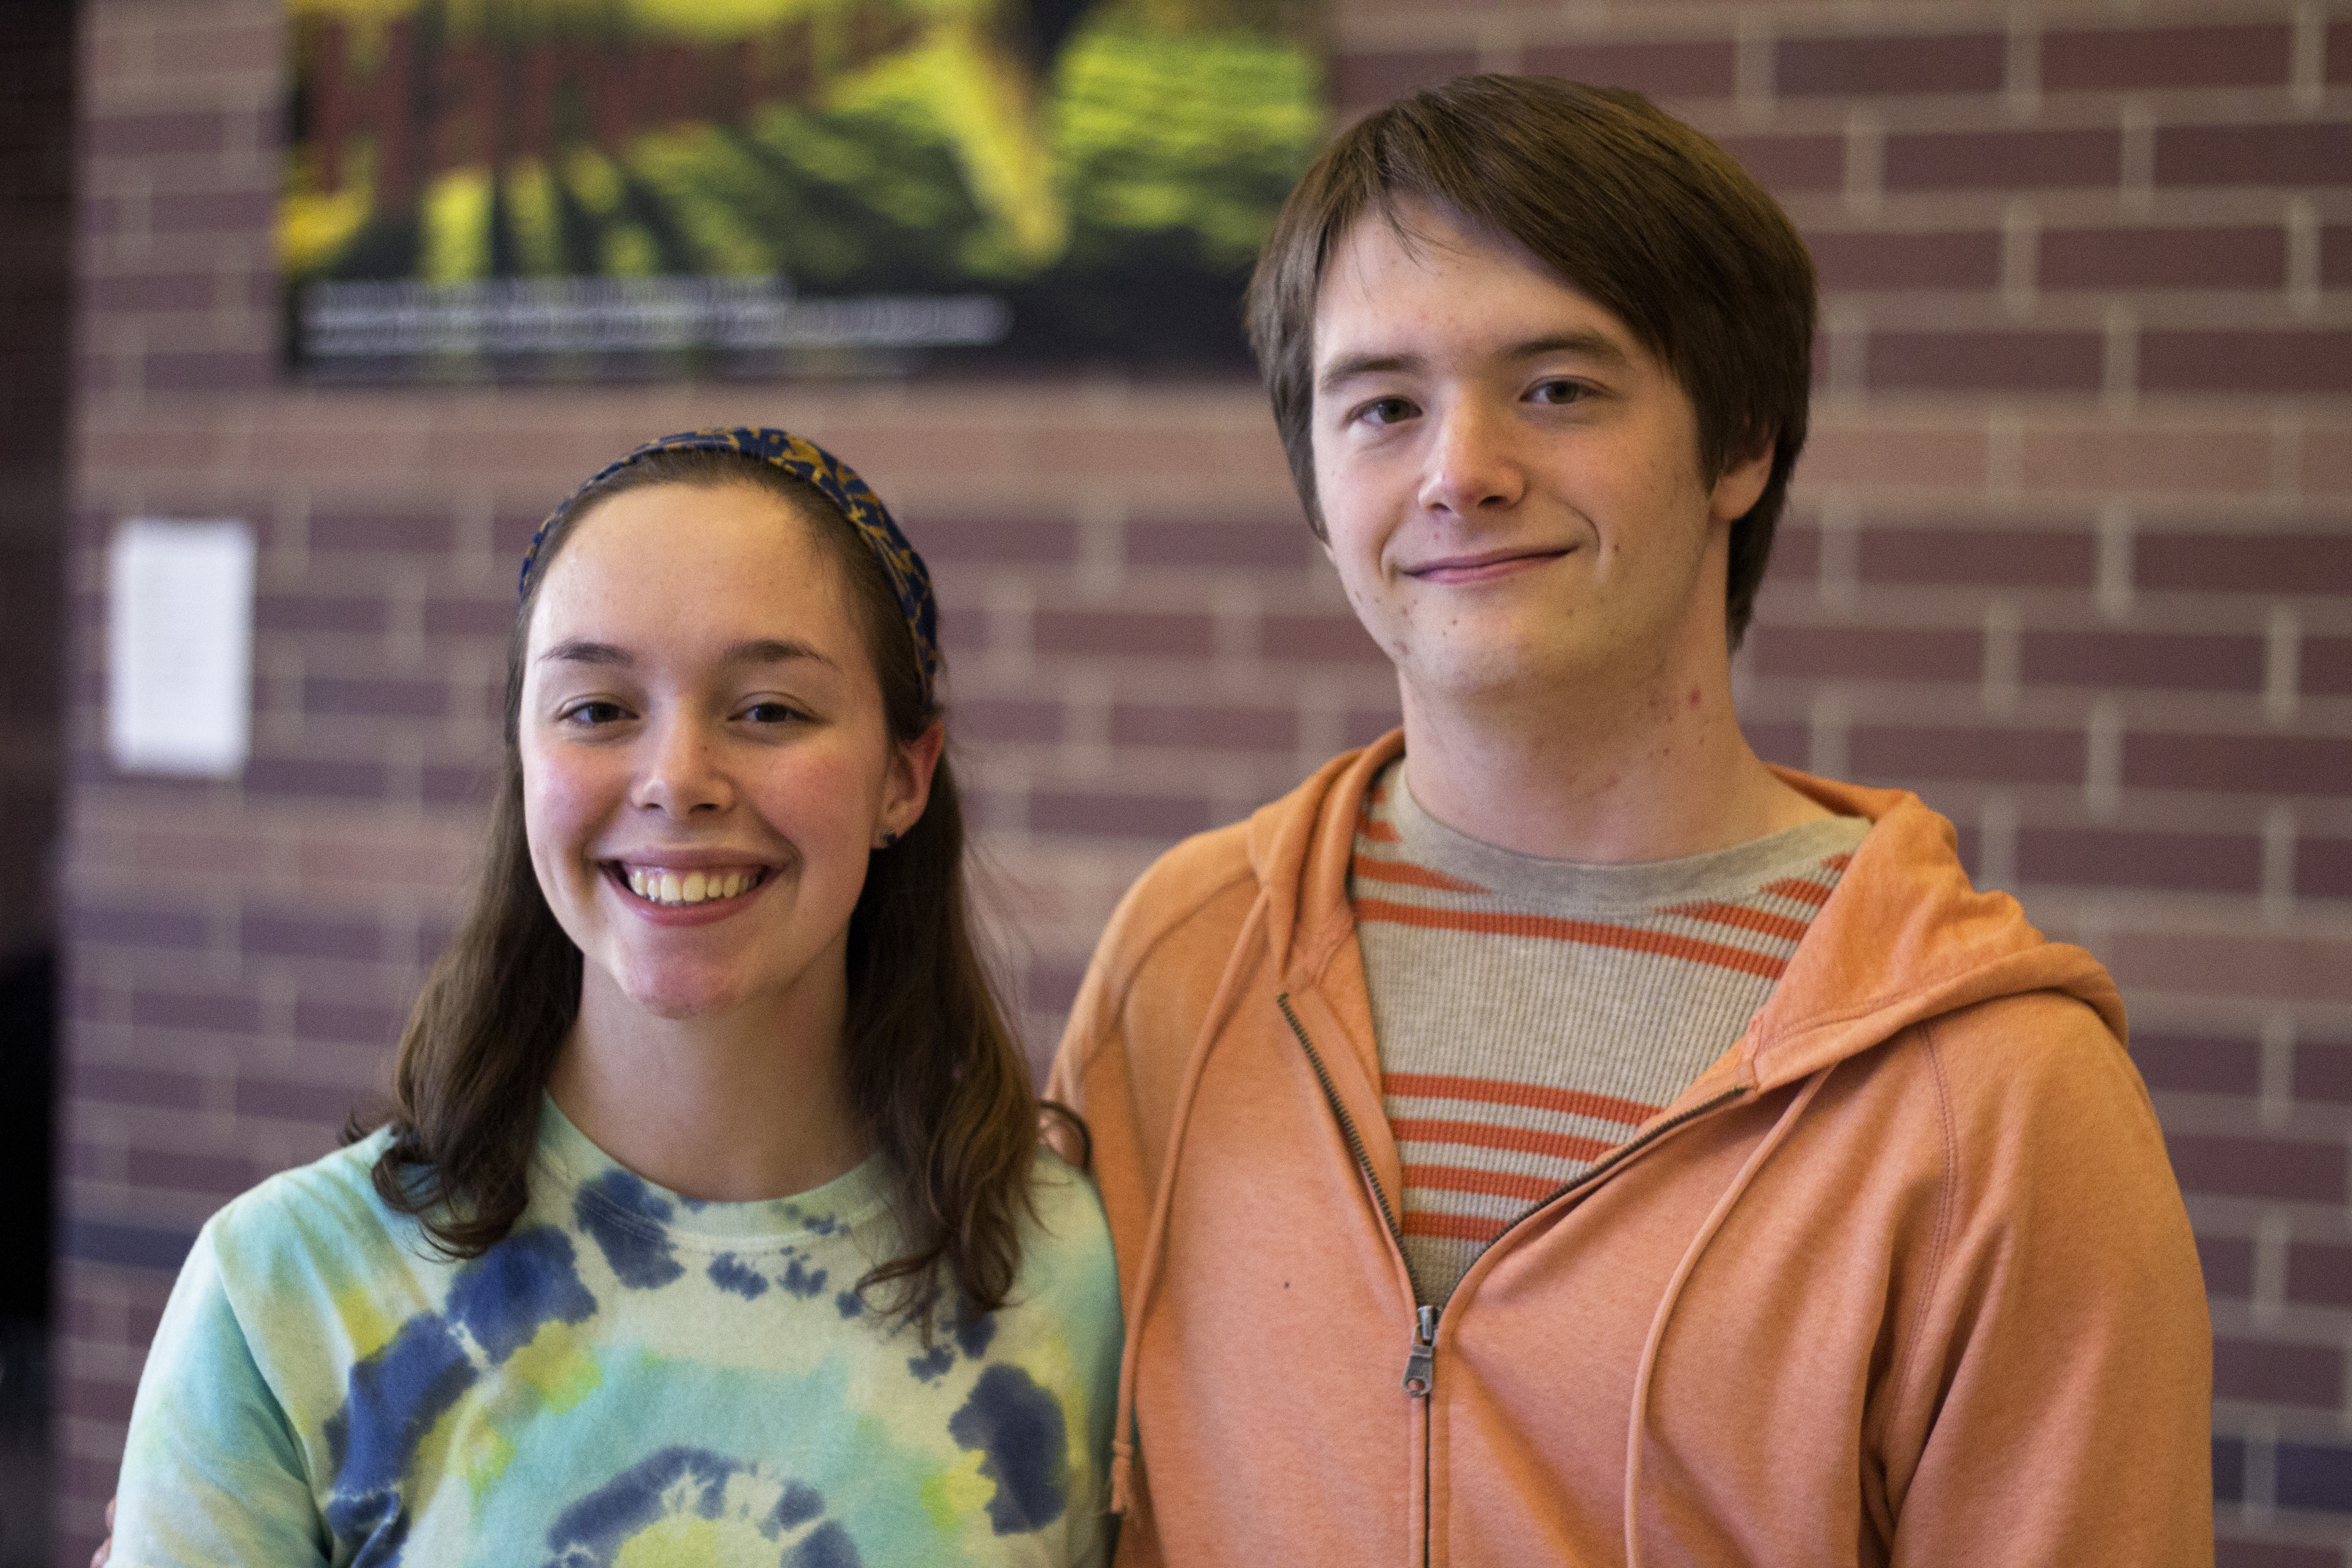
[1047,76,2211,1564]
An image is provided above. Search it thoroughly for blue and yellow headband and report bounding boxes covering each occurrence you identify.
[521,427,940,705]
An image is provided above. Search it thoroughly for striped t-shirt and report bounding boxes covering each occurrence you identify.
[1351,760,1872,1305]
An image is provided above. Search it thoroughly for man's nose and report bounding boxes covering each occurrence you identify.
[1418,398,1526,518]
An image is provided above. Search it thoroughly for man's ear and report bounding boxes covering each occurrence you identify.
[1708,434,1774,525]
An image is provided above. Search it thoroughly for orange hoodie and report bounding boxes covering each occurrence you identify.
[1048,733,2211,1567]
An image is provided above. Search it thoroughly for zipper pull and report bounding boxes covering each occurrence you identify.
[1401,1304,1438,1397]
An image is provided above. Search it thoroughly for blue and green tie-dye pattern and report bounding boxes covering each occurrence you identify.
[114,1100,1122,1568]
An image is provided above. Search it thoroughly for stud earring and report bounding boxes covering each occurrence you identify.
[877,829,900,849]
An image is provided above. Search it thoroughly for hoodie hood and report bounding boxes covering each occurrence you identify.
[1244,731,2125,1108]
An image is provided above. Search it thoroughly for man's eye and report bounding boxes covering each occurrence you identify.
[1357,396,1417,426]
[1531,379,1592,405]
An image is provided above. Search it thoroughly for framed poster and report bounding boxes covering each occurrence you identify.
[280,0,1326,380]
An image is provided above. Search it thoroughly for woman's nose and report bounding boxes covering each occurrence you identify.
[630,715,731,816]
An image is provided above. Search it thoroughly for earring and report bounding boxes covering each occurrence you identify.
[877,829,900,849]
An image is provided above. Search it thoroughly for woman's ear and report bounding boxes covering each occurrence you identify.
[879,718,946,843]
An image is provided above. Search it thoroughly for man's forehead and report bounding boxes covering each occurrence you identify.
[1310,204,1650,376]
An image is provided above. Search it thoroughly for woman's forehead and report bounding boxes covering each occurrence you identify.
[529,483,854,650]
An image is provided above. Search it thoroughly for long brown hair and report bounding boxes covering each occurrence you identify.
[362,447,1040,1328]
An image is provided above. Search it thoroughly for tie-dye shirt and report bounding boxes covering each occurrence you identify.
[113,1099,1122,1568]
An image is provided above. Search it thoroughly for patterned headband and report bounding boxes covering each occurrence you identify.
[521,427,940,705]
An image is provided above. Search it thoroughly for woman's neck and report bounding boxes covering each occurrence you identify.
[546,964,872,1203]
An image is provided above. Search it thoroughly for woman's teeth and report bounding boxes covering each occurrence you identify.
[626,867,757,906]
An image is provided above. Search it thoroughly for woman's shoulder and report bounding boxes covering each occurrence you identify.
[1007,1148,1120,1325]
[196,1126,424,1287]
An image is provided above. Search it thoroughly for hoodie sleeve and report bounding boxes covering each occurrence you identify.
[1881,992,2213,1567]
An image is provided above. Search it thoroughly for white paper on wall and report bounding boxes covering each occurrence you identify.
[107,518,256,777]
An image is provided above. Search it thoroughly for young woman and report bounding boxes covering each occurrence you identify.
[108,429,1121,1566]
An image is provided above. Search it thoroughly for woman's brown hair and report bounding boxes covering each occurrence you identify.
[358,446,1040,1329]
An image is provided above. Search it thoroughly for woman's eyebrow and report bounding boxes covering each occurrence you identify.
[537,638,630,666]
[722,638,835,670]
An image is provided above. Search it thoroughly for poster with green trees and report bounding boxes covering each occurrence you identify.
[282,0,1325,378]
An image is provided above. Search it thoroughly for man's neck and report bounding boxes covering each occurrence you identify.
[1397,662,1828,864]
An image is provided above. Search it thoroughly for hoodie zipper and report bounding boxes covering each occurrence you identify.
[1279,990,1754,1565]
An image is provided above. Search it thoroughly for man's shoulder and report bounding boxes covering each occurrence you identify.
[1085,817,1262,1004]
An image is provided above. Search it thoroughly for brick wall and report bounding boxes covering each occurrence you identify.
[55,0,2352,1562]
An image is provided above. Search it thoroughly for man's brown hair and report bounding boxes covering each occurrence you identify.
[1245,74,1816,647]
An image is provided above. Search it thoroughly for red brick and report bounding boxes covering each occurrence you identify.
[61,1373,137,1424]
[243,757,390,800]
[1126,518,1316,571]
[128,988,259,1034]
[2020,630,2264,692]
[235,1075,370,1126]
[1110,703,1298,751]
[1716,133,1846,194]
[2133,1032,2260,1096]
[916,516,1081,564]
[421,762,496,805]
[2167,1134,2346,1204]
[1761,526,1819,583]
[2042,24,2291,90]
[1345,705,1403,749]
[2288,1242,2352,1308]
[2141,331,2352,394]
[126,1146,255,1198]
[1262,612,1388,666]
[2136,533,2352,597]
[2328,225,2352,288]
[1025,960,1087,1015]
[1522,40,1736,100]
[2212,1337,2343,1407]
[69,1063,206,1110]
[1332,49,1480,110]
[422,595,511,637]
[240,911,382,962]
[1847,724,2086,785]
[256,592,392,633]
[1774,32,2005,96]
[144,349,271,392]
[2299,838,2352,900]
[2038,225,2286,290]
[1884,128,2120,191]
[82,270,222,314]
[2020,427,2272,494]
[2122,734,2352,796]
[1027,788,1214,840]
[1867,330,2102,392]
[1033,610,1211,658]
[2217,1540,2338,1568]
[1744,625,1982,681]
[302,676,450,719]
[309,508,454,554]
[293,997,408,1046]
[2335,19,2352,83]
[2015,826,2261,894]
[149,189,275,236]
[958,697,1062,744]
[83,108,232,158]
[71,906,207,950]
[2156,122,2352,188]
[1858,527,2095,589]
[1805,230,2000,291]
[2199,1233,2255,1298]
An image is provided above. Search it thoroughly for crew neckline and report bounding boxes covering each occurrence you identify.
[1382,759,1871,915]
[532,1093,892,1249]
